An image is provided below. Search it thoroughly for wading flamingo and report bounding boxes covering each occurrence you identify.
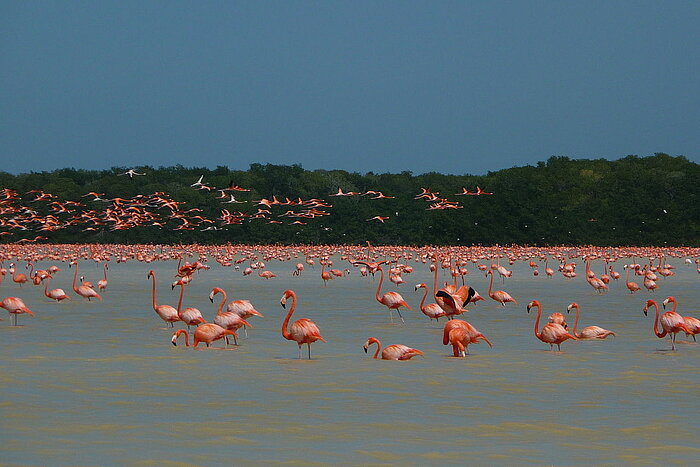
[486,270,517,307]
[171,324,237,348]
[172,279,205,329]
[1,297,34,325]
[624,265,640,293]
[415,283,446,322]
[98,263,108,291]
[566,302,615,339]
[70,261,102,301]
[662,296,700,342]
[442,319,493,357]
[209,287,252,345]
[147,270,179,327]
[9,263,27,287]
[527,300,577,351]
[356,261,411,323]
[547,312,568,329]
[643,299,690,351]
[44,275,69,302]
[363,337,423,360]
[280,289,325,359]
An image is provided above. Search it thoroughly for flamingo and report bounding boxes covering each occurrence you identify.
[526,300,577,351]
[566,302,615,339]
[171,324,237,348]
[226,297,263,338]
[486,270,517,307]
[9,263,27,287]
[43,275,70,302]
[209,287,252,345]
[320,262,332,286]
[442,319,493,357]
[662,296,700,342]
[624,265,640,293]
[1,297,34,325]
[172,279,205,329]
[356,261,411,323]
[280,289,325,359]
[146,270,179,327]
[70,261,102,301]
[643,299,690,351]
[98,263,108,291]
[363,337,423,360]
[293,263,304,276]
[414,283,446,322]
[547,312,568,329]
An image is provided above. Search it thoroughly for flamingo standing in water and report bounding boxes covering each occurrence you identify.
[172,279,206,329]
[209,287,252,345]
[44,275,69,302]
[415,283,446,322]
[226,297,263,338]
[442,319,493,357]
[624,265,640,293]
[98,263,108,291]
[146,270,179,327]
[662,296,700,342]
[70,261,102,301]
[0,297,34,325]
[643,299,690,351]
[356,261,411,323]
[363,337,423,360]
[526,300,577,351]
[486,270,517,307]
[280,289,325,359]
[171,324,237,348]
[566,302,615,339]
[9,263,28,287]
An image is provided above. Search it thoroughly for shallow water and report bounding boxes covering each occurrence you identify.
[1,257,699,465]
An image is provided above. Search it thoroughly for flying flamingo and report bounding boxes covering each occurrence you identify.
[363,337,423,360]
[442,319,493,357]
[356,261,411,323]
[526,300,577,351]
[70,261,102,301]
[171,324,237,348]
[643,299,690,351]
[414,283,447,322]
[209,287,252,345]
[280,289,325,359]
[486,270,517,307]
[662,296,700,342]
[43,275,70,302]
[146,270,179,327]
[566,302,615,339]
[98,263,108,291]
[172,279,206,329]
[1,297,34,325]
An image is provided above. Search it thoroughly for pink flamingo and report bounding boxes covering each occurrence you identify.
[442,319,493,357]
[356,261,411,323]
[172,279,206,329]
[147,270,179,327]
[662,296,700,342]
[414,283,446,322]
[486,270,517,307]
[98,263,108,291]
[209,287,252,345]
[70,261,102,301]
[527,300,577,351]
[1,297,34,325]
[44,275,70,302]
[566,302,615,339]
[363,337,423,360]
[171,324,237,348]
[280,289,325,359]
[643,299,690,351]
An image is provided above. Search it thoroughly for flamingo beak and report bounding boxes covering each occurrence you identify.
[643,307,648,316]
[363,345,368,353]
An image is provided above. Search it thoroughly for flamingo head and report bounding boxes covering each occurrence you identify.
[643,299,657,316]
[208,287,224,302]
[526,300,540,313]
[414,283,425,291]
[662,296,675,309]
[566,302,578,314]
[280,289,294,308]
[147,270,154,279]
[363,337,379,353]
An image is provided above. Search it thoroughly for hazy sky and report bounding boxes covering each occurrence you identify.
[2,1,699,175]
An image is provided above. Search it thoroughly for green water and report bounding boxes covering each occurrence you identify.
[1,258,698,465]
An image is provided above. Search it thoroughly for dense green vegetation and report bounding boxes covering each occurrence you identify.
[0,153,697,246]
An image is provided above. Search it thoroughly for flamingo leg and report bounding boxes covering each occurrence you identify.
[389,310,394,323]
[233,334,238,346]
[298,345,302,359]
[243,326,248,338]
[307,343,311,360]
[396,308,405,323]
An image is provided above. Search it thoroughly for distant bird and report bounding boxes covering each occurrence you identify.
[117,169,146,178]
[223,194,247,204]
[366,216,390,223]
[190,175,205,187]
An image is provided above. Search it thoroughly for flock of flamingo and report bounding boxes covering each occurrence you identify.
[1,243,699,359]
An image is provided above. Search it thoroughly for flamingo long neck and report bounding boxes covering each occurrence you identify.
[370,339,381,359]
[103,264,108,281]
[375,265,384,303]
[178,330,190,346]
[150,274,158,310]
[44,276,51,297]
[668,298,677,314]
[281,293,296,341]
[28,263,34,276]
[572,305,580,337]
[625,267,630,282]
[216,289,227,315]
[488,271,494,296]
[651,302,665,338]
[433,261,439,299]
[72,263,79,292]
[176,284,185,318]
[533,303,542,339]
[419,286,428,311]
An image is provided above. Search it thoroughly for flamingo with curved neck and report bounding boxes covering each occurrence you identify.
[171,324,237,348]
[363,337,423,360]
[147,270,179,327]
[566,302,615,339]
[644,299,690,351]
[70,261,101,301]
[526,300,577,351]
[280,289,325,359]
[209,287,252,345]
[414,283,446,322]
[486,270,517,307]
[172,279,205,329]
[44,275,69,302]
[356,261,411,323]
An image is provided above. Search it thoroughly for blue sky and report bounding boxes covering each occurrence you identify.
[2,1,699,175]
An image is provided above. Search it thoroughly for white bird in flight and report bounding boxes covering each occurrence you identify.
[117,169,146,178]
[191,175,205,187]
